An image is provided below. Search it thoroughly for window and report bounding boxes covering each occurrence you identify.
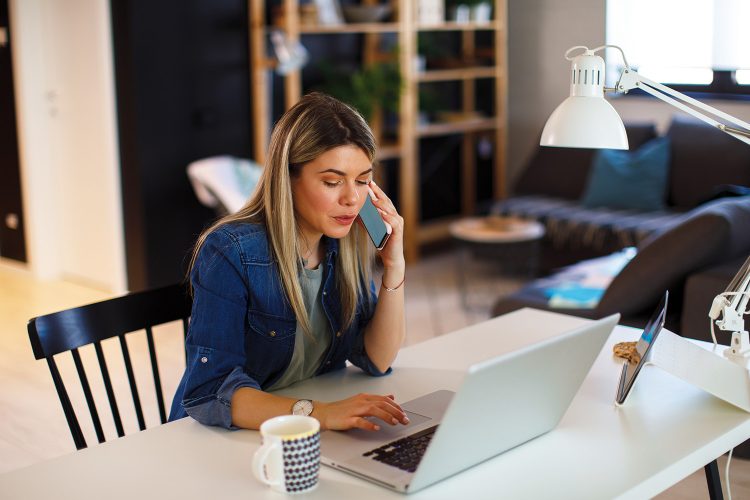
[606,0,750,96]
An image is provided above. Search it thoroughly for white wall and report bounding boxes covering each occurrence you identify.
[507,0,606,187]
[10,0,126,293]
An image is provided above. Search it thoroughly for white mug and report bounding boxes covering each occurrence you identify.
[252,415,321,494]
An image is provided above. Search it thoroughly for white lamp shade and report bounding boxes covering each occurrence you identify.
[541,96,629,149]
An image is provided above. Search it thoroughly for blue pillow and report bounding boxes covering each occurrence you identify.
[580,137,671,211]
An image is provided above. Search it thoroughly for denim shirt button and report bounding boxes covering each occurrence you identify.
[200,356,208,363]
[336,331,342,338]
[322,291,327,296]
[269,330,277,337]
[326,361,331,365]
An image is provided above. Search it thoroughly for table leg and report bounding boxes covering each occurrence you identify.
[704,459,724,500]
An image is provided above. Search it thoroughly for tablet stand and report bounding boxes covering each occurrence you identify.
[629,329,750,412]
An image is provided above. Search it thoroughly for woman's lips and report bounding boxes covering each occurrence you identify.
[333,215,357,225]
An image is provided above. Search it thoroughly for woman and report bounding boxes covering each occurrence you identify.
[169,93,409,432]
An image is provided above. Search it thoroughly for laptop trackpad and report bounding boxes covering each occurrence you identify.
[344,411,432,443]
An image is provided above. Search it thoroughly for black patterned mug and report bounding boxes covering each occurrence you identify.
[252,415,321,494]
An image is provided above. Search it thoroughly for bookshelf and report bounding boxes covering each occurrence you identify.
[249,0,507,261]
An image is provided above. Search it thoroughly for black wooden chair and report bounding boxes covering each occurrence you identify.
[27,283,192,450]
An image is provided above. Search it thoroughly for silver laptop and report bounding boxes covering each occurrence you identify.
[321,314,620,493]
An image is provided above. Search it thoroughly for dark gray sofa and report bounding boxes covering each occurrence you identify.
[490,116,750,334]
[492,196,750,333]
[493,116,750,272]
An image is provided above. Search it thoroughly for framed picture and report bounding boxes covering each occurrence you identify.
[314,0,343,25]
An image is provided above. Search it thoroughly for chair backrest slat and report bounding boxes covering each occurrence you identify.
[46,356,87,450]
[71,348,105,445]
[94,341,125,439]
[118,334,146,431]
[145,326,167,424]
[27,284,192,450]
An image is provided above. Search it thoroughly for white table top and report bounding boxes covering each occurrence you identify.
[3,308,750,499]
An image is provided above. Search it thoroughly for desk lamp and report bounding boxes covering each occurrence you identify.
[541,44,750,368]
[541,45,750,149]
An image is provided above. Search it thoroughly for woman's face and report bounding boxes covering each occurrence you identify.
[292,145,373,244]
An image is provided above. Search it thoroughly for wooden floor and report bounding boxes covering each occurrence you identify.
[1,252,748,497]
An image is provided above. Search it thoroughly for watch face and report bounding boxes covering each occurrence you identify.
[293,399,313,416]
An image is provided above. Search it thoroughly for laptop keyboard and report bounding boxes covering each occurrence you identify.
[362,425,438,473]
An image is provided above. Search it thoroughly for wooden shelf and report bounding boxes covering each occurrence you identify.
[417,21,496,32]
[417,67,497,82]
[299,22,399,34]
[417,117,498,137]
[376,142,402,161]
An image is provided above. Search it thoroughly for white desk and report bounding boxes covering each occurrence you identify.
[3,308,750,499]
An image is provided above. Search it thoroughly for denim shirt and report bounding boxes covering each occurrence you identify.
[168,222,388,428]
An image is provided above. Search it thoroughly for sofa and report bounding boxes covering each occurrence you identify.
[492,196,750,332]
[490,116,750,335]
[492,116,750,272]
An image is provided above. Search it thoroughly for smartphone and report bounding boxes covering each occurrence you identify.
[615,291,668,405]
[358,195,390,250]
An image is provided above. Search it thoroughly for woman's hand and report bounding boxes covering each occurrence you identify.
[368,181,405,283]
[370,181,406,287]
[314,393,410,431]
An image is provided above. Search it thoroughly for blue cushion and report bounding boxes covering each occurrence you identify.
[581,137,671,211]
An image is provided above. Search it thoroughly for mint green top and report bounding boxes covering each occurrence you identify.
[267,265,331,391]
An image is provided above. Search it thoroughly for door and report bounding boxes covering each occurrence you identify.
[0,0,26,262]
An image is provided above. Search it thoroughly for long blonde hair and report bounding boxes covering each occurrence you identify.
[190,93,376,335]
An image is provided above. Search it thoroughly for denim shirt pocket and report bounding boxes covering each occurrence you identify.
[246,310,297,382]
[247,310,297,341]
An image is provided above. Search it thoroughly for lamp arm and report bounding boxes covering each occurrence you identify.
[709,256,750,337]
[730,257,750,312]
[616,70,750,146]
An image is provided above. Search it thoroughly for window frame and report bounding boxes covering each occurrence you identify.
[616,69,750,102]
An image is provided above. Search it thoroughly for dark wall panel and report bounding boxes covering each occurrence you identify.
[111,0,252,290]
[0,0,26,262]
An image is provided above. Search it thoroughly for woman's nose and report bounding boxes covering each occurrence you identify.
[341,183,360,205]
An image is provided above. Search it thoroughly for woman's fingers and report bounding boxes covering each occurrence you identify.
[351,417,380,432]
[361,395,409,424]
[324,394,410,432]
[369,182,396,214]
[363,405,402,426]
[369,180,388,200]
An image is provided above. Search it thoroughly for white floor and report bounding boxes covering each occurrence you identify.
[1,252,748,498]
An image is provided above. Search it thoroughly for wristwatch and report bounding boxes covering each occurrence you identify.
[292,399,314,416]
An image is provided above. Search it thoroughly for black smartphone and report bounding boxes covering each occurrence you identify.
[358,195,390,250]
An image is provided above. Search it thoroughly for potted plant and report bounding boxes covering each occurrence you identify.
[318,51,402,142]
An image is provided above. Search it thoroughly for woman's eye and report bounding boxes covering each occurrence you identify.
[356,180,371,186]
[323,180,341,187]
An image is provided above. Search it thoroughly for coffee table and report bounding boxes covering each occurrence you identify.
[449,216,545,311]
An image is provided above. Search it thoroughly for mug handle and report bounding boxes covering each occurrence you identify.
[252,442,283,488]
